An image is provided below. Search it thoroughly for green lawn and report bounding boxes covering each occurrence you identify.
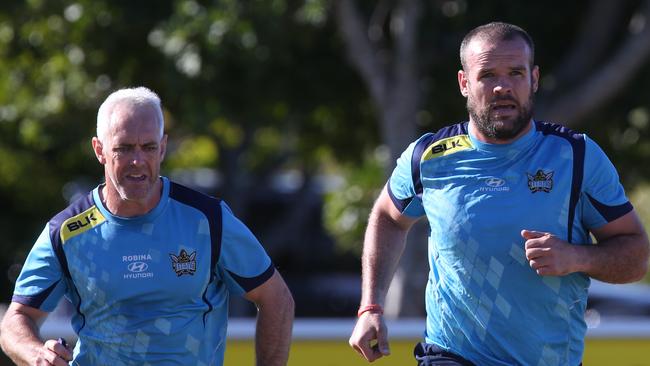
[225,339,650,365]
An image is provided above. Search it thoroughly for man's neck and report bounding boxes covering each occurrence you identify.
[100,179,162,217]
[468,119,533,145]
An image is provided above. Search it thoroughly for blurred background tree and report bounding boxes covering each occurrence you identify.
[1,0,650,320]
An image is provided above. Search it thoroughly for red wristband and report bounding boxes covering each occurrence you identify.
[357,304,383,317]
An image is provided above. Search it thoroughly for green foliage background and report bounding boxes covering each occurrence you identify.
[1,0,650,303]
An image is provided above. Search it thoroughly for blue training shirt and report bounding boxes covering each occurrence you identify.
[388,121,632,366]
[12,177,274,366]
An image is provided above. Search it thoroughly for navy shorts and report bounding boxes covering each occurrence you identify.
[414,343,476,366]
[413,342,583,366]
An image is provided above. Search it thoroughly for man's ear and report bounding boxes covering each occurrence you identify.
[532,65,540,93]
[160,134,168,161]
[92,137,106,164]
[458,70,469,97]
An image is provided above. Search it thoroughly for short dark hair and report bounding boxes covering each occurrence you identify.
[460,22,535,70]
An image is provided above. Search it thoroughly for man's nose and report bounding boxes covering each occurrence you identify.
[130,149,145,165]
[493,79,513,95]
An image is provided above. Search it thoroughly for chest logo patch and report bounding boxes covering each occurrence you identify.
[170,249,197,276]
[527,170,554,193]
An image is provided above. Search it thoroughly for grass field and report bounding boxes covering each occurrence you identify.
[224,339,650,365]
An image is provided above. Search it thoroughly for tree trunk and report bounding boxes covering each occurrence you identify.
[335,0,427,317]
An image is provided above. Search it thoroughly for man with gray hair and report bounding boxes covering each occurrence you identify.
[0,86,295,365]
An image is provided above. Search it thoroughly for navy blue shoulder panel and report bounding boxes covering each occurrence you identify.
[49,191,96,279]
[535,120,584,141]
[412,122,469,196]
[536,121,586,243]
[410,133,434,200]
[48,191,95,329]
[169,182,224,326]
[168,182,223,272]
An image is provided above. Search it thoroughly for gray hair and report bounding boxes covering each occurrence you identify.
[460,22,535,70]
[96,86,164,142]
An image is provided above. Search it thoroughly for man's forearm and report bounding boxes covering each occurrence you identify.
[580,233,649,283]
[0,310,43,366]
[360,208,411,306]
[254,294,294,366]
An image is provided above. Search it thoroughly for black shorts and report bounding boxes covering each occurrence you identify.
[413,342,583,366]
[414,343,476,366]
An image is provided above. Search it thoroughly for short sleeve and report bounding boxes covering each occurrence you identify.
[12,224,67,312]
[217,201,274,296]
[387,137,426,217]
[580,136,633,229]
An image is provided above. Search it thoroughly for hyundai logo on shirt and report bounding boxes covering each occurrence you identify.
[485,177,506,187]
[127,261,149,273]
[480,177,510,192]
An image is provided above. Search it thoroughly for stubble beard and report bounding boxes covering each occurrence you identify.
[468,91,535,141]
[107,171,157,203]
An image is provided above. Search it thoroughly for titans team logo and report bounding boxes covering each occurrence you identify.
[169,249,197,276]
[527,170,554,193]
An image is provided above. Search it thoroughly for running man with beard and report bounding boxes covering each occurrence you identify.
[349,22,649,366]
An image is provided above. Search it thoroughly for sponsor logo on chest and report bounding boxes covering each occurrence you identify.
[479,177,510,192]
[123,254,154,280]
[476,169,555,194]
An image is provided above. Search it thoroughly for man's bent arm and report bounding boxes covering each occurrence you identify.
[245,270,294,366]
[0,302,71,366]
[582,210,649,283]
[360,186,420,308]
